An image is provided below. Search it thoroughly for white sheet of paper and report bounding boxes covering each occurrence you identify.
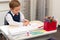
[6,21,43,36]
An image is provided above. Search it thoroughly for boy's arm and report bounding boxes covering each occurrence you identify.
[6,14,22,25]
[20,12,25,22]
[20,12,30,26]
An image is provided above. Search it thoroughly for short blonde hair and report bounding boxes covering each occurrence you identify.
[9,0,21,9]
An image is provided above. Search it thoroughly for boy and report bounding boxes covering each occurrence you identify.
[4,0,29,26]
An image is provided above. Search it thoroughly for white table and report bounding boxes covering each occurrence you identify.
[0,26,57,40]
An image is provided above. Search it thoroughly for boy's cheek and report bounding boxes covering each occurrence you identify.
[15,10,20,13]
[13,10,18,14]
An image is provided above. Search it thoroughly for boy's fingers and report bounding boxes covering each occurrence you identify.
[23,19,30,26]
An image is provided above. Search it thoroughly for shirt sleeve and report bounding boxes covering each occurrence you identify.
[6,14,22,25]
[20,12,25,22]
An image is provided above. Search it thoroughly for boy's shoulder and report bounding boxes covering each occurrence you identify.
[20,12,22,14]
[20,12,23,15]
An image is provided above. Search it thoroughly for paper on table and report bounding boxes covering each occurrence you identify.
[0,26,9,35]
[8,21,43,36]
[30,30,46,35]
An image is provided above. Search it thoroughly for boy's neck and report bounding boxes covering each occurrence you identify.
[10,11,18,16]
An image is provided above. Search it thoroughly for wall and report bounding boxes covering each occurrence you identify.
[21,0,30,20]
[48,0,60,25]
[36,0,45,21]
[52,0,60,25]
[0,2,9,26]
[30,0,37,20]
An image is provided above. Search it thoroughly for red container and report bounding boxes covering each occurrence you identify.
[44,21,57,31]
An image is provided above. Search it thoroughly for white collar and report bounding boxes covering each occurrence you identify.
[11,11,15,16]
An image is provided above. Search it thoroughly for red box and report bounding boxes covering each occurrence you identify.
[44,21,57,31]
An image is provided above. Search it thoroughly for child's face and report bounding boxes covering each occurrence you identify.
[11,6,20,14]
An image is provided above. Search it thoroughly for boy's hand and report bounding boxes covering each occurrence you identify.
[23,19,30,26]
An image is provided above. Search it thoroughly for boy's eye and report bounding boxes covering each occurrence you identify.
[15,9,19,11]
[15,9,20,11]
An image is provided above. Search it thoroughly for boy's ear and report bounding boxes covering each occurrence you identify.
[10,8,14,10]
[10,8,12,10]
